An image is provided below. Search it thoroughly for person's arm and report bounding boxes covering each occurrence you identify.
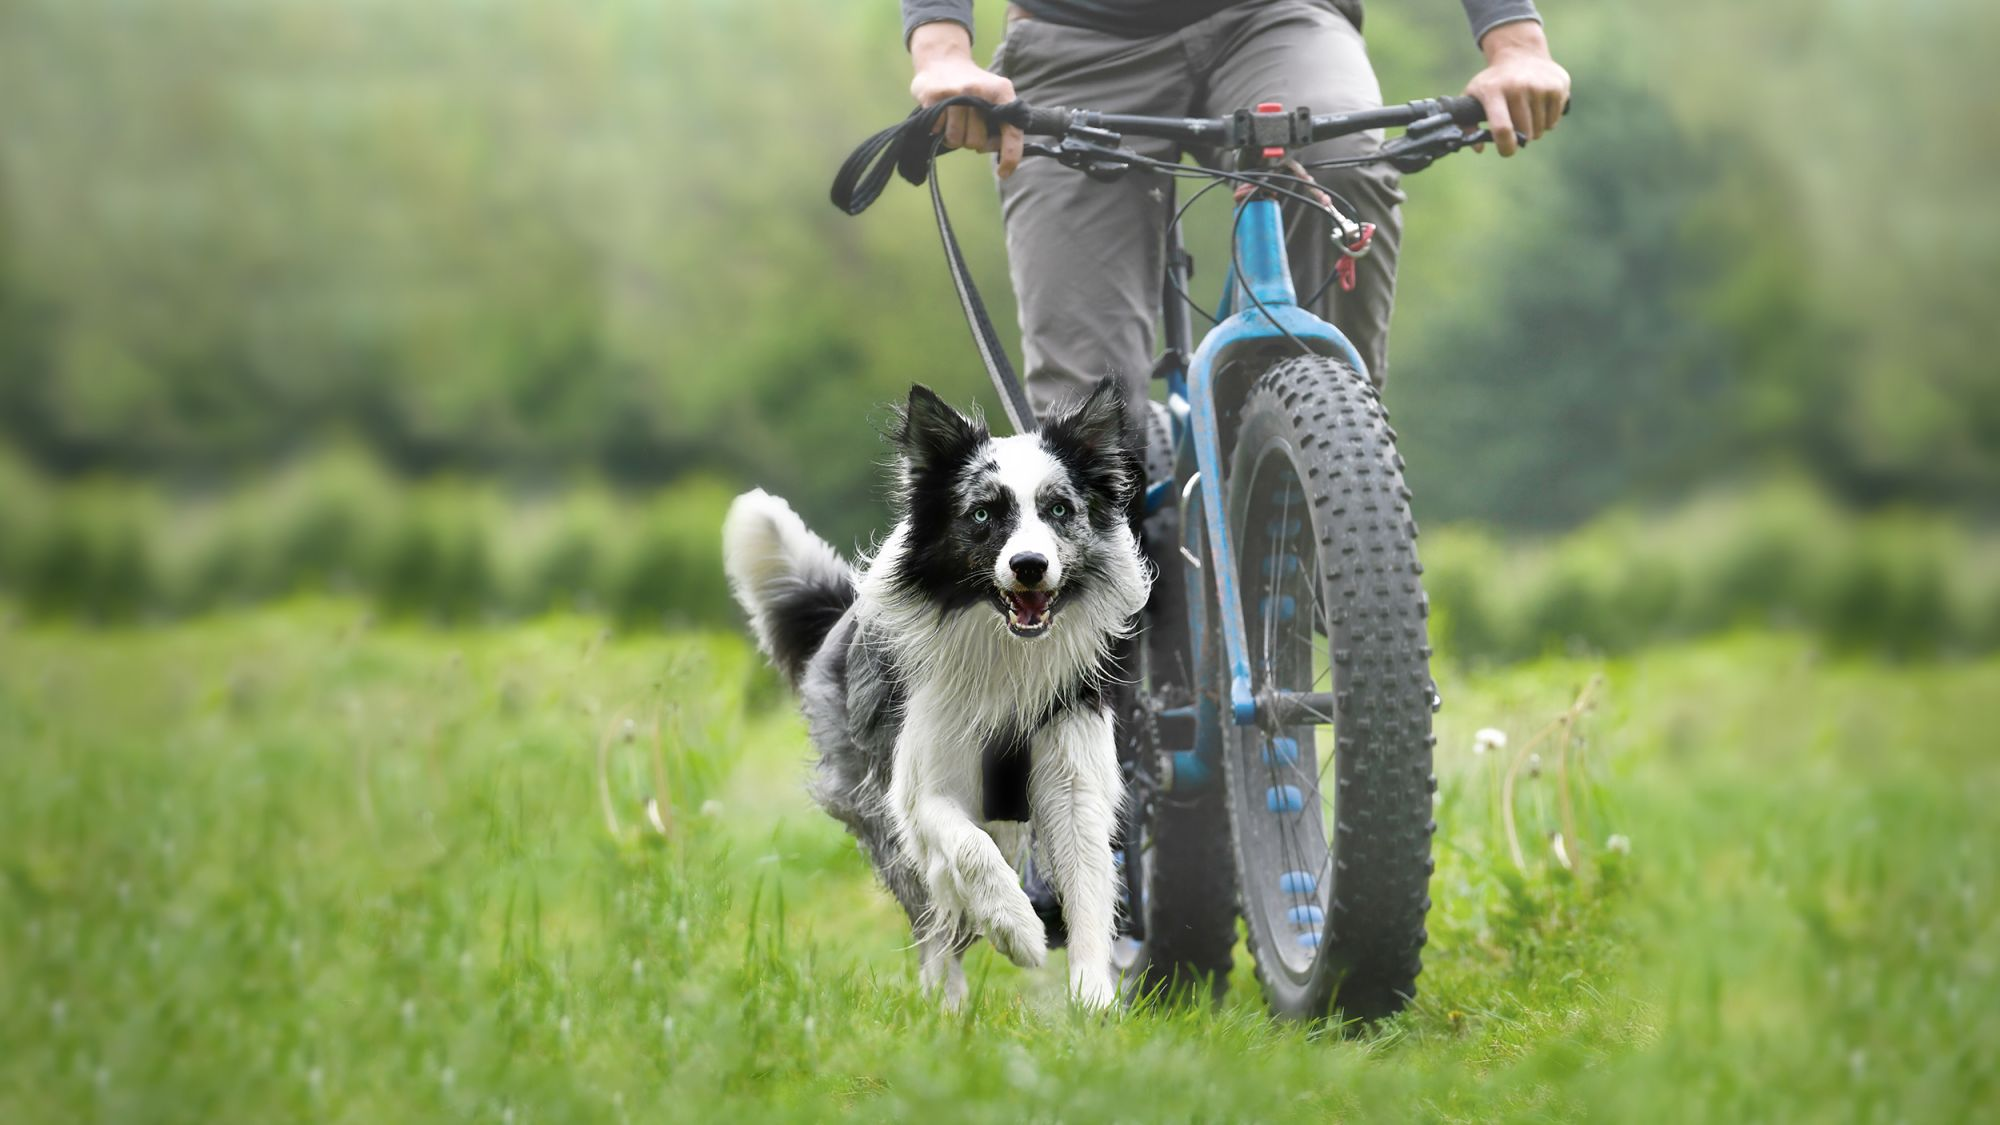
[1459,8,1571,157]
[905,16,1026,177]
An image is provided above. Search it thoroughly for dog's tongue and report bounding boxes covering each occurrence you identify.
[1010,590,1051,626]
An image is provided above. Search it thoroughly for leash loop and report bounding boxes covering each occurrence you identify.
[830,97,1038,433]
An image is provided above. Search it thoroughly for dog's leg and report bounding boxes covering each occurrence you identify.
[889,698,1047,970]
[917,931,968,1011]
[1030,704,1124,1010]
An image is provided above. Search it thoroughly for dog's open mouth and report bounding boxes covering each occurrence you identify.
[999,589,1058,637]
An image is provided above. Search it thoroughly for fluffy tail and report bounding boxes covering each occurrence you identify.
[722,489,857,687]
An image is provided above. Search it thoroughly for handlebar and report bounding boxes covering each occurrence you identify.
[998,94,1489,149]
[828,91,1544,220]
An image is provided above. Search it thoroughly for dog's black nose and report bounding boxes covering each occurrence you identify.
[1009,552,1048,587]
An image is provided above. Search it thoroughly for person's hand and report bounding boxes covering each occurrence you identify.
[909,21,1026,178]
[1463,20,1570,157]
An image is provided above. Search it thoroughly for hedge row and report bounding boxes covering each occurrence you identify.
[2,452,1993,661]
[0,450,739,631]
[1420,483,1999,662]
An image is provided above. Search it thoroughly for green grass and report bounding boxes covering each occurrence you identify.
[2,605,1994,1122]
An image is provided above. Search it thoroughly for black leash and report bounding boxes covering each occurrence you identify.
[831,97,1039,434]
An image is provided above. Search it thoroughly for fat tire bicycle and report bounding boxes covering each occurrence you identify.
[835,92,1527,1021]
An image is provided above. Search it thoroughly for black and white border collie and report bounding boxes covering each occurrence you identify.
[722,381,1148,1009]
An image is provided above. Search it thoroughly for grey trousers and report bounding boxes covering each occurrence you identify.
[992,0,1406,417]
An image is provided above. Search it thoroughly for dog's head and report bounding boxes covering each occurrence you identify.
[890,381,1138,639]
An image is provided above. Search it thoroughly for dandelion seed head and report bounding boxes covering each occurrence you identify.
[1473,728,1507,755]
[1606,833,1631,855]
[700,799,724,818]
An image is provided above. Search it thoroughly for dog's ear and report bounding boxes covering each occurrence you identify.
[895,384,986,477]
[1040,379,1136,516]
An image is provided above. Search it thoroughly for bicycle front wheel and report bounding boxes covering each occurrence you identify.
[1221,353,1437,1021]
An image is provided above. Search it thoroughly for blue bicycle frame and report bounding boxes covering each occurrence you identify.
[1154,196,1369,785]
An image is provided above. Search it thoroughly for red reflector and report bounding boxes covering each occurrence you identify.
[1262,146,1285,158]
[1256,101,1283,113]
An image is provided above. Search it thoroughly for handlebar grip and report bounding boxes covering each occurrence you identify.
[1440,95,1485,126]
[999,100,1073,137]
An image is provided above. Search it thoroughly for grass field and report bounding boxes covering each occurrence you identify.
[3,604,1994,1122]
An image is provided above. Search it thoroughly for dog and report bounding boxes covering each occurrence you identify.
[721,380,1149,1010]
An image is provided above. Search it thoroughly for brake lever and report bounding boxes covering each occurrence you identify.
[1054,128,1137,181]
[1380,113,1467,173]
[1463,127,1536,153]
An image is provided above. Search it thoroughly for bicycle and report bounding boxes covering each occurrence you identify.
[834,92,1522,1021]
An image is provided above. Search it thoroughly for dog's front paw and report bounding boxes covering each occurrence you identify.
[1069,967,1118,1011]
[978,888,1048,969]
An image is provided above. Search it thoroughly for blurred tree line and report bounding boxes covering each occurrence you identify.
[0,0,1994,550]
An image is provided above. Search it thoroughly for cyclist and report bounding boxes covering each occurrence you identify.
[900,0,1571,415]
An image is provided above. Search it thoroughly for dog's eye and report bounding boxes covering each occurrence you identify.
[1048,501,1068,519]
[971,507,990,524]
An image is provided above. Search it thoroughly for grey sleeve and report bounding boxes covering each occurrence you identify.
[1459,0,1541,45]
[903,0,976,46]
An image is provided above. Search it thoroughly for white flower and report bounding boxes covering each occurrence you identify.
[1606,833,1632,855]
[1526,752,1542,779]
[1473,728,1508,756]
[1550,831,1572,870]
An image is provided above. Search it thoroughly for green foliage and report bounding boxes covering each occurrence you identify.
[9,481,158,624]
[2,460,1992,663]
[1,1,1995,540]
[1419,480,1990,663]
[608,479,739,632]
[0,452,740,631]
